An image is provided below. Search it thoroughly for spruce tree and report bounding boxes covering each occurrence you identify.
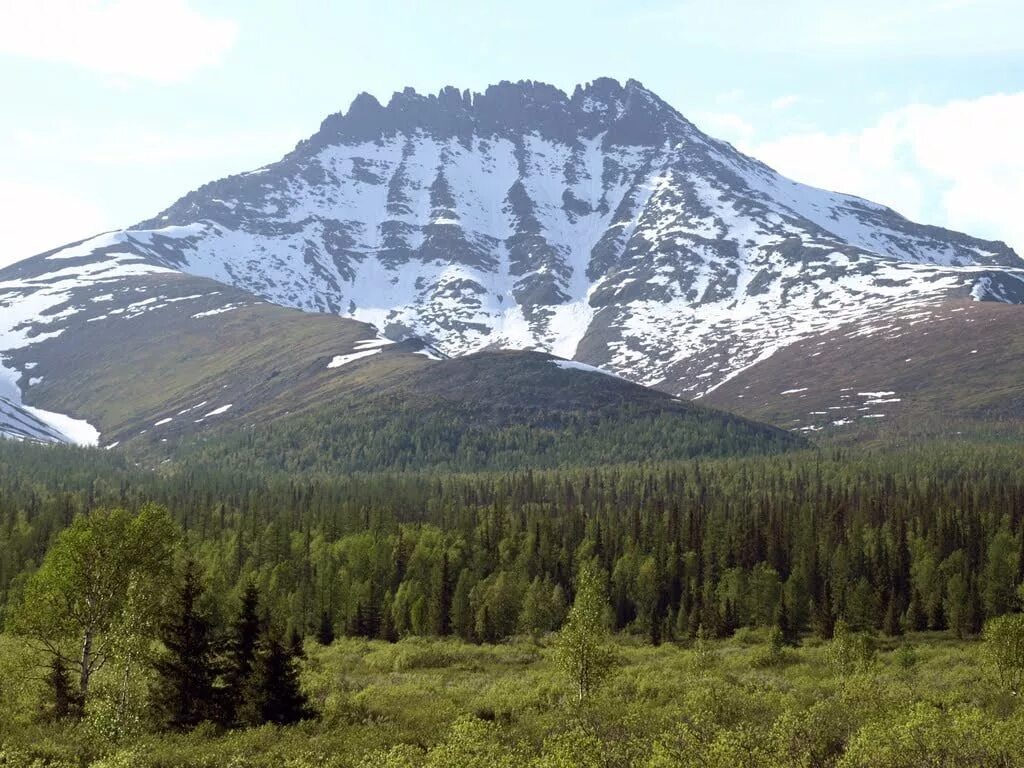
[883,593,903,637]
[223,582,262,725]
[777,596,798,645]
[246,630,314,725]
[450,570,474,641]
[906,589,928,632]
[316,610,335,646]
[44,656,80,721]
[289,626,305,659]
[433,552,452,636]
[151,560,222,731]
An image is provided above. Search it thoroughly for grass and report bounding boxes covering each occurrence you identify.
[704,298,1024,443]
[1,630,1021,767]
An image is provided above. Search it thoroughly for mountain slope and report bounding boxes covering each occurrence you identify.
[0,240,800,465]
[702,298,1024,440]
[174,349,803,473]
[103,77,1024,399]
[2,77,1023,447]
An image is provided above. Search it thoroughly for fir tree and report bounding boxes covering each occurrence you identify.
[451,569,475,641]
[150,560,222,731]
[906,589,928,632]
[316,610,335,646]
[223,582,262,725]
[44,656,80,721]
[883,593,903,637]
[432,551,452,636]
[777,596,798,645]
[245,630,314,726]
[289,626,305,659]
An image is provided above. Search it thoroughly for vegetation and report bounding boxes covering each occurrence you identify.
[1,630,1023,766]
[166,350,802,474]
[10,505,176,709]
[3,437,1024,762]
[3,440,1024,646]
[554,562,614,702]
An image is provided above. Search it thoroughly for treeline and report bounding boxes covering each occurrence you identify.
[170,400,801,475]
[2,441,1024,645]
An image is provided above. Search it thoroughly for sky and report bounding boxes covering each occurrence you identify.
[1,0,1022,268]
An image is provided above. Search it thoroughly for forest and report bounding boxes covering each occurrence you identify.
[2,438,1024,765]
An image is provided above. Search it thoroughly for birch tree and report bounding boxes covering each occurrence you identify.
[11,504,177,710]
[555,561,615,702]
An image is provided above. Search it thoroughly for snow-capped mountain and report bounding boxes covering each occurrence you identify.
[3,77,1024,445]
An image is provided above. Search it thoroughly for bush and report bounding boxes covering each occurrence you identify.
[839,703,1023,768]
[983,614,1024,694]
[827,621,876,676]
[750,627,791,668]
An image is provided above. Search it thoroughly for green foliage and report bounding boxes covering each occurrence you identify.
[424,715,525,768]
[0,634,1022,766]
[3,439,1024,763]
[691,624,719,673]
[242,630,313,726]
[10,504,176,708]
[827,620,876,676]
[983,613,1024,694]
[750,625,789,668]
[555,563,615,702]
[150,559,223,731]
[3,441,1024,654]
[839,703,1024,768]
[892,643,919,676]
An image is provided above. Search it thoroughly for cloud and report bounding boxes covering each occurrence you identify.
[693,111,756,145]
[0,0,237,82]
[771,95,802,111]
[637,0,1024,56]
[746,92,1024,253]
[0,181,110,268]
[10,124,301,167]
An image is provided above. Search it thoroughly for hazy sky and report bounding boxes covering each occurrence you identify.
[1,0,1022,267]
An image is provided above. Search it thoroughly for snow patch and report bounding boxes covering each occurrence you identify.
[551,360,625,379]
[327,349,381,368]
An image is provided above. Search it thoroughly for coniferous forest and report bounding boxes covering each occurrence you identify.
[3,437,1024,766]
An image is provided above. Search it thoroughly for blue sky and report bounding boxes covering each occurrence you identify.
[1,0,1022,266]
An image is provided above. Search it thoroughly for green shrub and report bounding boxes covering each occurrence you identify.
[983,613,1024,694]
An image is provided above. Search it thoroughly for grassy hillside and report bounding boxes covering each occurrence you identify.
[702,299,1024,442]
[9,268,801,470]
[16,271,425,446]
[166,350,804,473]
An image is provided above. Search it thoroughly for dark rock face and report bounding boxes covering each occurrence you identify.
[3,77,1024,446]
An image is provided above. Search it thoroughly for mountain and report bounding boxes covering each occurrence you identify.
[702,298,1024,440]
[2,77,1023,448]
[0,235,798,464]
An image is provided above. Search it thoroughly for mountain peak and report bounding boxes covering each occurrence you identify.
[305,77,686,149]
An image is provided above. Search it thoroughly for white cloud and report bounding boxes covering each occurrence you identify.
[746,92,1024,254]
[771,95,802,111]
[0,181,110,268]
[638,0,1024,55]
[694,111,756,145]
[0,0,237,83]
[11,124,300,167]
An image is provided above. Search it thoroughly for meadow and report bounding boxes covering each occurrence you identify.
[1,629,1021,768]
